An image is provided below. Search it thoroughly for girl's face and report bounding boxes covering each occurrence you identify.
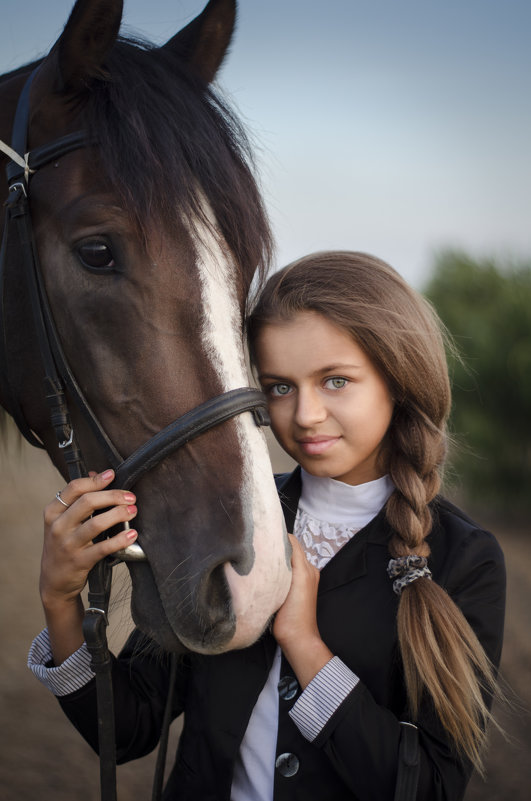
[254,311,394,486]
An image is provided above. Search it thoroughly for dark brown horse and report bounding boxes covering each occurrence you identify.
[0,0,290,655]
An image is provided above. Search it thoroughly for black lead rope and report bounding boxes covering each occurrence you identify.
[83,563,117,801]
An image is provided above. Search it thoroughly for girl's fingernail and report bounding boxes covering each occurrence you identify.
[126,529,138,540]
[101,469,114,481]
[123,493,136,503]
[127,505,137,515]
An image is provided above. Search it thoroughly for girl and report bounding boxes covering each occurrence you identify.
[29,251,505,800]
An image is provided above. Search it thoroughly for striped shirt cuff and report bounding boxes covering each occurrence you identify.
[289,656,359,742]
[27,628,95,697]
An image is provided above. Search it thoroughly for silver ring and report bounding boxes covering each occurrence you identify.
[55,490,70,508]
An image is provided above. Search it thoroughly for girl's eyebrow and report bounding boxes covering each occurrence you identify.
[258,363,364,381]
[318,363,364,372]
[258,372,287,381]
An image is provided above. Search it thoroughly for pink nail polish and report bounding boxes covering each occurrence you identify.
[101,469,114,481]
[126,529,137,539]
[127,505,137,514]
[123,493,136,503]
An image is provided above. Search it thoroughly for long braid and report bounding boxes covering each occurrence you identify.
[386,405,497,772]
[386,405,444,557]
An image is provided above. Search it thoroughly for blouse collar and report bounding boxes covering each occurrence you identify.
[299,469,394,529]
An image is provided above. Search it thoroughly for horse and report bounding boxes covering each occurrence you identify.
[0,0,291,658]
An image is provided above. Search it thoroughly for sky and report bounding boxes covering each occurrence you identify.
[1,0,530,288]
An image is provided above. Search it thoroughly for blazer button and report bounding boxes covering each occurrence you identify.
[275,752,300,777]
[278,675,299,701]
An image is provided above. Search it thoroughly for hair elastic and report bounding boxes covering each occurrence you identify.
[387,555,432,596]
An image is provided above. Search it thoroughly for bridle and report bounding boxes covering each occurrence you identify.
[0,69,270,801]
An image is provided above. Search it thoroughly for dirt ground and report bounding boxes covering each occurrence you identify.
[1,423,529,800]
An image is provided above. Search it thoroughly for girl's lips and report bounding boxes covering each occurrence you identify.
[297,436,339,455]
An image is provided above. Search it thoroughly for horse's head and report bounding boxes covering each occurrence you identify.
[0,0,291,654]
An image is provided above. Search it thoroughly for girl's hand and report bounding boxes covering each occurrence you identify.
[273,534,320,646]
[40,469,138,611]
[272,534,333,688]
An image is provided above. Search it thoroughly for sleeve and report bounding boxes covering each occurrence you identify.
[304,526,506,801]
[289,656,359,741]
[56,630,189,764]
[27,628,95,696]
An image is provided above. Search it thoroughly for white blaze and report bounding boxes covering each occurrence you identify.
[191,217,291,652]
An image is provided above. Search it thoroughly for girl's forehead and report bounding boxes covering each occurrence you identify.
[255,311,368,369]
[258,310,349,340]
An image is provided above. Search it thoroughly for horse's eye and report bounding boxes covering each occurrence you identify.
[77,241,115,272]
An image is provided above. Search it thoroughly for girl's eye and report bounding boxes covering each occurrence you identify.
[326,377,348,390]
[76,241,116,272]
[269,383,292,397]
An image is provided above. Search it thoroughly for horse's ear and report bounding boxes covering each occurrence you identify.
[36,0,123,96]
[57,0,123,90]
[163,0,236,83]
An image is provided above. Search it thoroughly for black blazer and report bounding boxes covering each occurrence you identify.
[60,468,506,801]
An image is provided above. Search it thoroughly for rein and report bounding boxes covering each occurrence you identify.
[1,69,270,801]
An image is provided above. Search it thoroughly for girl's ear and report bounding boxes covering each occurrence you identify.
[162,0,236,84]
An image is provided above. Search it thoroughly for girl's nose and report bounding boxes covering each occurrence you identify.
[294,388,327,428]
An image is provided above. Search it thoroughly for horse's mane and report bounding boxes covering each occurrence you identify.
[83,37,272,294]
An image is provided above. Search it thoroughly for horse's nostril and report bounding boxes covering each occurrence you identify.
[200,563,232,620]
[228,551,254,576]
[189,563,236,649]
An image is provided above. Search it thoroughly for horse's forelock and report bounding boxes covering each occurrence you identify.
[82,37,272,299]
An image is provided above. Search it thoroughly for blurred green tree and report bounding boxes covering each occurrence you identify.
[424,251,531,516]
